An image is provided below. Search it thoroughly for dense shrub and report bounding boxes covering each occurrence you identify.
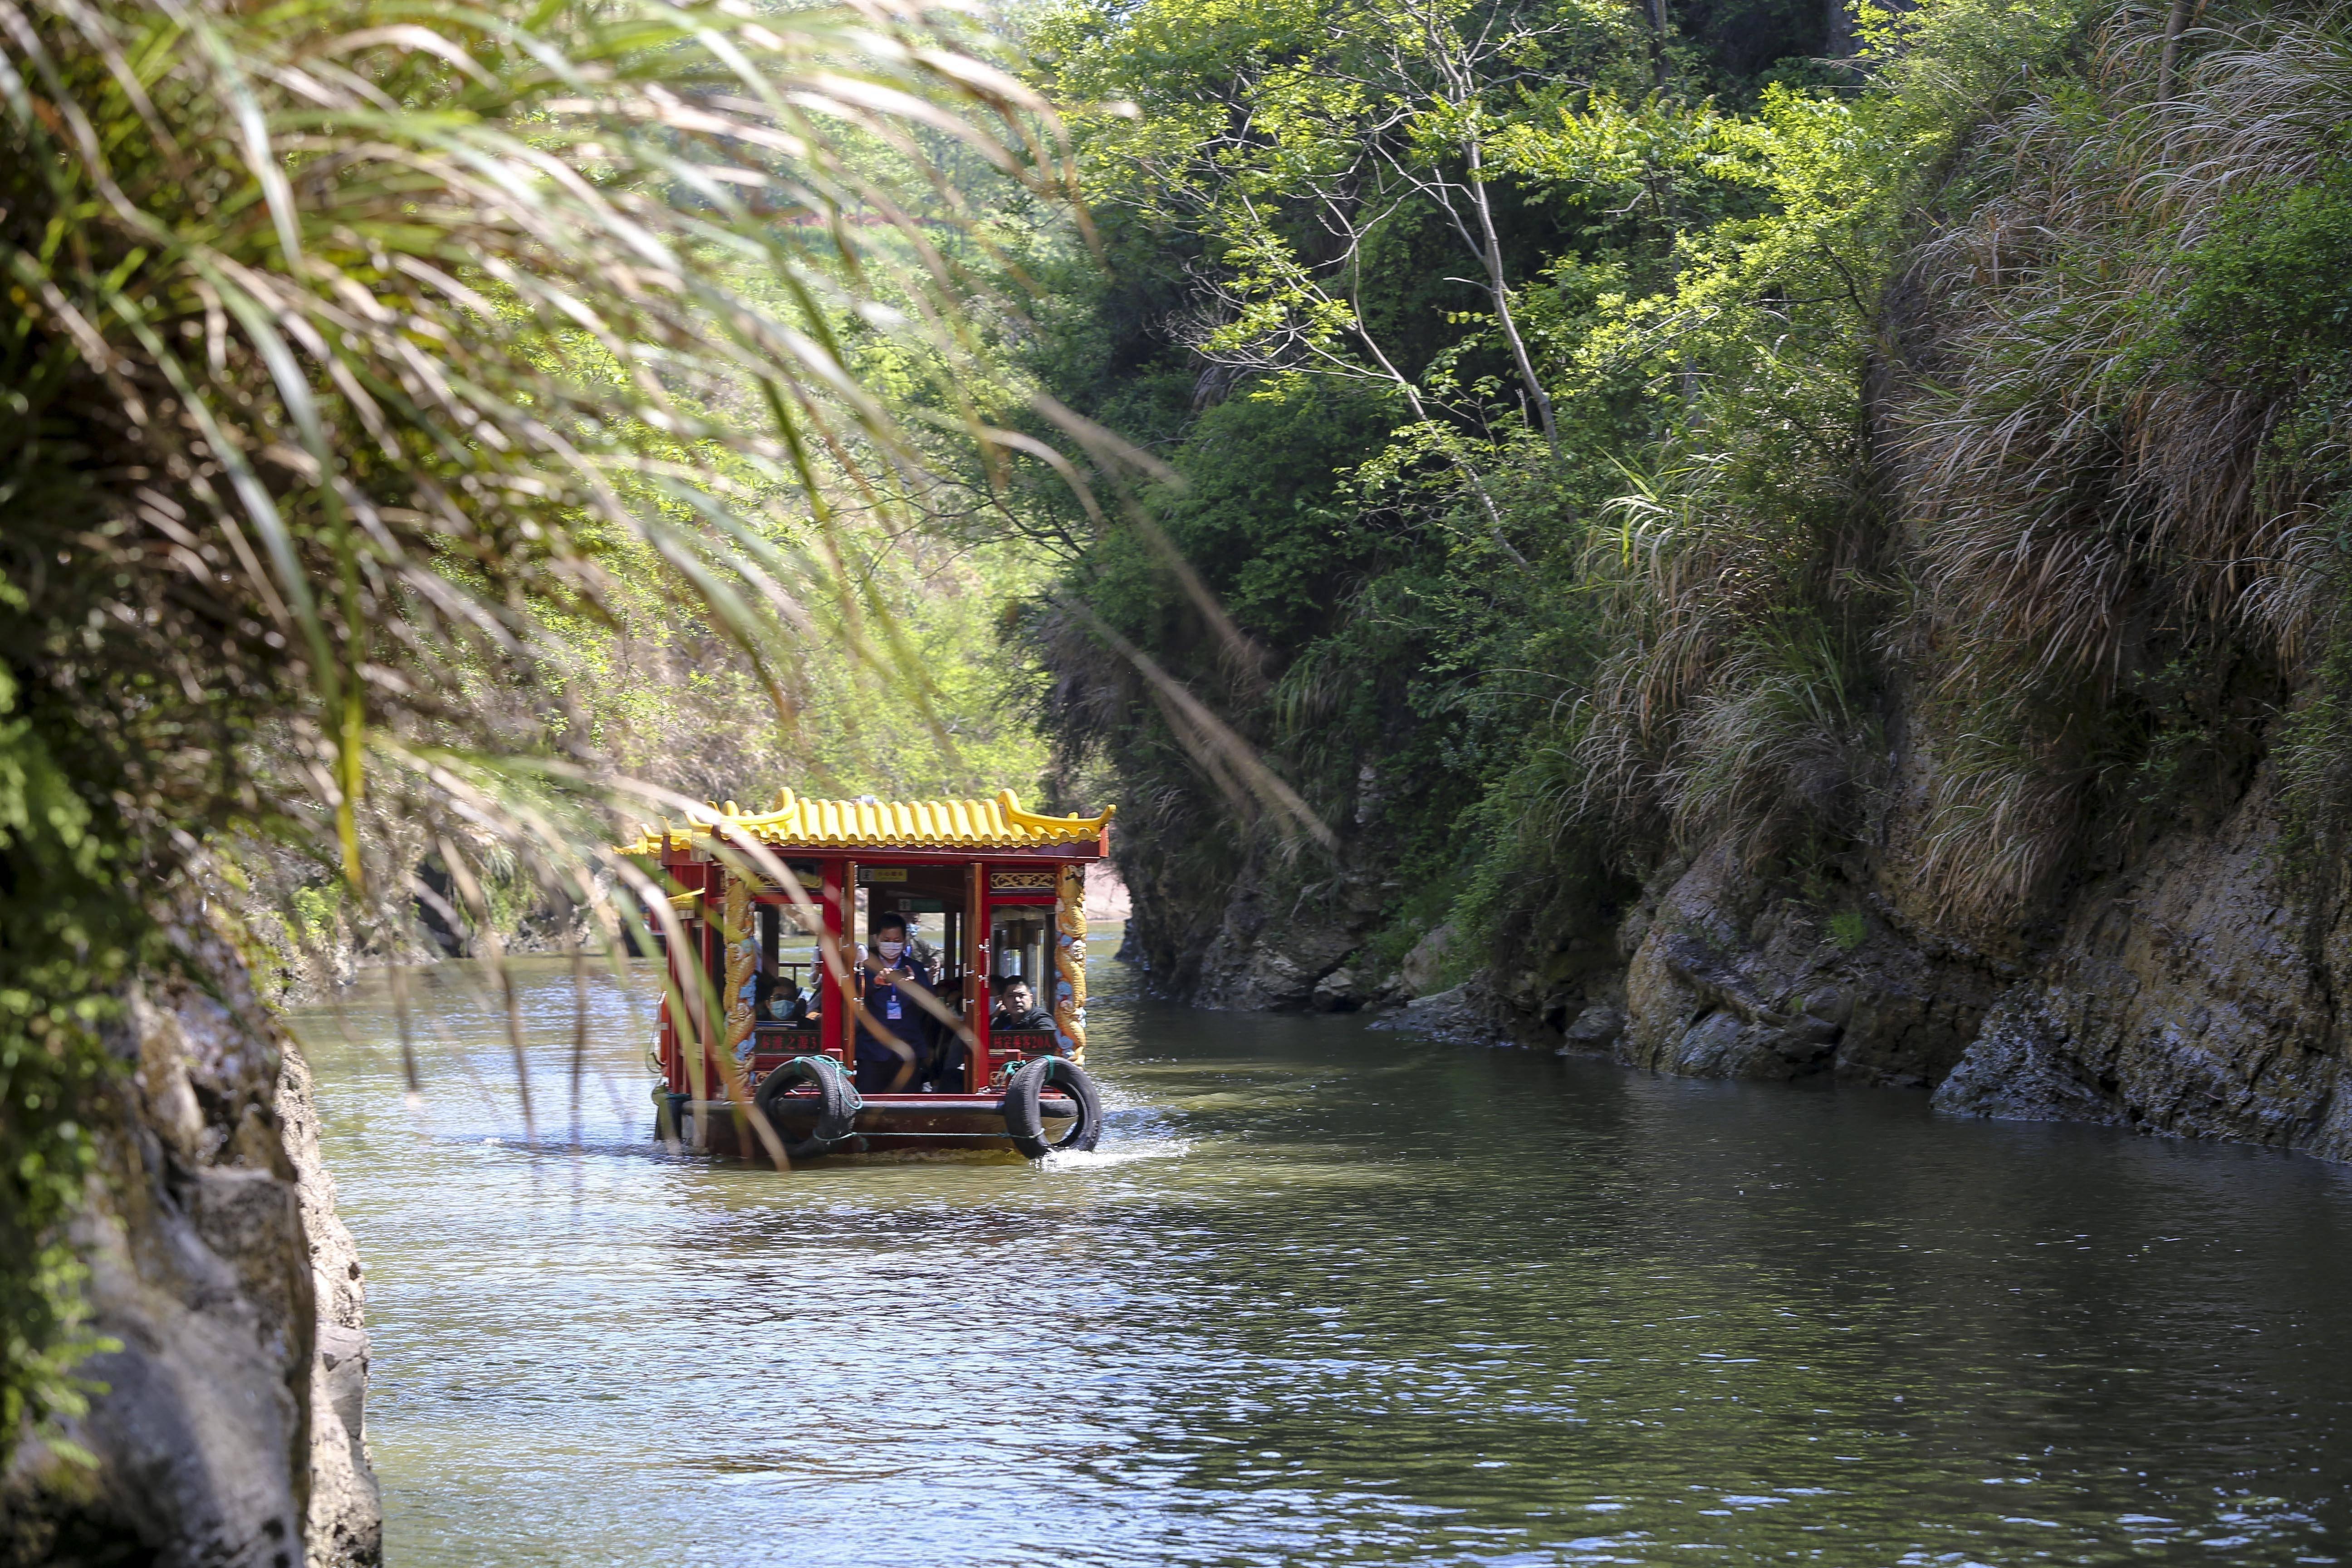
[1013,0,2352,975]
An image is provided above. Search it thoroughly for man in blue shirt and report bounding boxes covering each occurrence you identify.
[853,911,937,1092]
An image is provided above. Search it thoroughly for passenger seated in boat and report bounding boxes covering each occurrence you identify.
[763,975,809,1026]
[853,912,936,1092]
[990,981,1053,1033]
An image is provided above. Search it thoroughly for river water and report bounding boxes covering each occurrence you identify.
[292,931,2352,1566]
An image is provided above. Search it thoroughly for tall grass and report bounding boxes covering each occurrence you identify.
[1576,440,1880,873]
[0,0,1078,1456]
[1570,5,2352,931]
[1888,10,2352,922]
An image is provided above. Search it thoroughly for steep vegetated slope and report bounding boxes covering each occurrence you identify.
[1011,0,2352,1154]
[1,0,1077,1553]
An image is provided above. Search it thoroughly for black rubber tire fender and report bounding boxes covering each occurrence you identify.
[754,1055,861,1158]
[1002,1056,1103,1159]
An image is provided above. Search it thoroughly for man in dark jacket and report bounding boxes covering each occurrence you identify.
[989,980,1054,1033]
[853,912,937,1092]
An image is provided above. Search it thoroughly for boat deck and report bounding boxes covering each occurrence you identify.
[673,1088,1076,1160]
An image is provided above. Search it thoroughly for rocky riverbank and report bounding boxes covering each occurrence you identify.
[1139,752,2352,1166]
[1023,0,2352,1171]
[1,915,380,1568]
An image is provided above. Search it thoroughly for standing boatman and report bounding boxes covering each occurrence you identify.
[853,911,937,1092]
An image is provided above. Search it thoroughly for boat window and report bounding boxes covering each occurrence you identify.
[762,896,817,992]
[989,907,1051,999]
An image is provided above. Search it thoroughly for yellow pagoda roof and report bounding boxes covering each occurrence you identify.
[620,788,1114,856]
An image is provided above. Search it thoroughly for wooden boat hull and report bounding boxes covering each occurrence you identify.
[673,1090,1077,1161]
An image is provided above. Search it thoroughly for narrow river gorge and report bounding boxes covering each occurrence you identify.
[295,934,2352,1567]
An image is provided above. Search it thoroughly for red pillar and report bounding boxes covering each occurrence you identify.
[820,857,849,1067]
[969,861,992,1088]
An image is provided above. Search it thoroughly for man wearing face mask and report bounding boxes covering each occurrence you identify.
[853,911,938,1093]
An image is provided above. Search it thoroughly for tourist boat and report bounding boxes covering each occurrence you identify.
[619,789,1113,1162]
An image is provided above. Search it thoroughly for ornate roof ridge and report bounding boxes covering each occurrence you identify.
[619,787,1114,855]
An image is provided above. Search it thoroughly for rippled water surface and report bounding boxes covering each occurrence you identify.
[294,935,2352,1566]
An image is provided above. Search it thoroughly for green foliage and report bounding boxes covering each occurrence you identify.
[1015,0,1904,971]
[2170,154,2352,513]
[535,533,1054,806]
[2175,159,2352,382]
[1850,11,2352,924]
[1014,0,2352,988]
[2273,589,2352,921]
[1111,381,1396,645]
[0,666,139,1446]
[0,0,1078,1466]
[1826,909,1868,951]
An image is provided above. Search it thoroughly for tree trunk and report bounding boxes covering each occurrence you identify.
[1826,0,1859,59]
[2157,0,2193,103]
[1464,137,1560,458]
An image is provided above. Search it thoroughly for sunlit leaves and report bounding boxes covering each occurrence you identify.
[0,0,1088,1456]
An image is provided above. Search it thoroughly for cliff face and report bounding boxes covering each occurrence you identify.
[1129,711,2352,1166]
[276,1048,384,1565]
[1,923,381,1568]
[1443,760,2352,1164]
[1929,772,2352,1157]
[1112,15,2352,1166]
[1127,837,1392,1012]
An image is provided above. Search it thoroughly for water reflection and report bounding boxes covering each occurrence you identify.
[293,936,2352,1566]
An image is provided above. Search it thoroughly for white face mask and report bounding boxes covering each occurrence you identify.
[877,940,906,962]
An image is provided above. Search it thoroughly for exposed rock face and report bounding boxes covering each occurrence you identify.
[1397,924,1456,997]
[1,922,381,1567]
[1448,762,2352,1162]
[1310,966,1364,1012]
[1931,774,2352,1160]
[1118,742,2352,1165]
[1369,982,1497,1044]
[1123,833,1390,1010]
[276,1050,383,1566]
[1930,989,2133,1129]
[1607,843,1999,1089]
[1561,1003,1624,1051]
[1193,894,1359,1010]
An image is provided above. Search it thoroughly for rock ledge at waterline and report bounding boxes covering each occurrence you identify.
[0,916,381,1568]
[1548,769,2352,1159]
[1125,764,2352,1164]
[1515,767,2346,1158]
